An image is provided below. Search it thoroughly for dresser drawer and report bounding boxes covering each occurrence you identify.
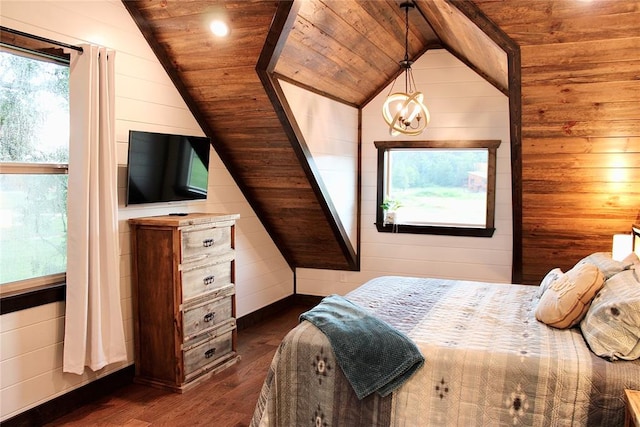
[183,330,234,377]
[181,224,232,262]
[181,260,232,301]
[183,292,235,341]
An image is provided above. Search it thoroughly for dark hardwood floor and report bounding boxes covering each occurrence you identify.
[45,303,312,427]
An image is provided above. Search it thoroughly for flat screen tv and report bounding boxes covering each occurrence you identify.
[126,130,211,206]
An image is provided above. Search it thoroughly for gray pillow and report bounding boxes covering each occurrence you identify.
[580,269,640,360]
[576,252,632,280]
[537,267,563,298]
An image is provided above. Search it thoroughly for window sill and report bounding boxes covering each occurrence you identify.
[0,283,66,315]
[375,222,496,237]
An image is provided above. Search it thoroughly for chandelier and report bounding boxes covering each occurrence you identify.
[381,1,430,136]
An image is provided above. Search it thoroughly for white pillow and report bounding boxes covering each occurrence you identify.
[535,263,604,329]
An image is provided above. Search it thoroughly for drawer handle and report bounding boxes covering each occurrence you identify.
[202,238,215,247]
[204,312,215,323]
[205,348,216,359]
[203,275,215,286]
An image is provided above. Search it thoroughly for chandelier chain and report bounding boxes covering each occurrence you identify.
[404,4,410,64]
[404,4,410,91]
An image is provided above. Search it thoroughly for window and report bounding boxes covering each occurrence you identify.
[0,44,69,305]
[375,140,500,237]
[181,144,208,196]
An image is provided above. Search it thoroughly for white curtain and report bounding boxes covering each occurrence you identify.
[63,44,126,374]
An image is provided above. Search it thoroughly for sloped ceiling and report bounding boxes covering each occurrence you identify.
[276,0,507,106]
[122,0,509,271]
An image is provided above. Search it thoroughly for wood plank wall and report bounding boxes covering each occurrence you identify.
[475,0,640,284]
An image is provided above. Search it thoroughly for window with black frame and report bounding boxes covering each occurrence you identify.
[0,34,70,312]
[375,140,501,237]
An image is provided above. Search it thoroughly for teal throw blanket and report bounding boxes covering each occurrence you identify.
[300,294,424,400]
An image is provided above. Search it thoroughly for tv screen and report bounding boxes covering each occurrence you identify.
[126,130,211,206]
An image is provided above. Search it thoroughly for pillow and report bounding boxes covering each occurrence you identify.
[622,251,640,268]
[535,263,605,329]
[537,267,563,298]
[576,252,633,279]
[580,269,640,360]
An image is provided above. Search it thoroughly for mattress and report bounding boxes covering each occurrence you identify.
[251,276,640,426]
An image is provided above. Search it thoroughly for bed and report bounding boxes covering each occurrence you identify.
[251,255,640,426]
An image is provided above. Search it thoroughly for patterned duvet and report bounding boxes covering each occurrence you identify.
[251,276,640,426]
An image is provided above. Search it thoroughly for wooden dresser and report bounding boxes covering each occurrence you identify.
[129,212,240,392]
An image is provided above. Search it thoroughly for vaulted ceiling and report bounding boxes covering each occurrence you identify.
[122,0,510,271]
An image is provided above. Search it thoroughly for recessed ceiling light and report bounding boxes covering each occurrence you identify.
[210,20,229,37]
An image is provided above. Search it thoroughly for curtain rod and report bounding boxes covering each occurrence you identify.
[0,26,83,53]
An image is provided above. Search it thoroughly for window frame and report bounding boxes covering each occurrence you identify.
[0,37,70,313]
[374,139,501,237]
[0,162,68,301]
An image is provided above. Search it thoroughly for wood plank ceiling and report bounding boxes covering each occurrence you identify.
[122,0,509,272]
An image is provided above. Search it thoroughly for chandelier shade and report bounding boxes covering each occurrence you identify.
[382,84,430,137]
[382,2,430,136]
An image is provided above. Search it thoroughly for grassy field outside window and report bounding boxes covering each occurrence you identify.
[375,140,500,237]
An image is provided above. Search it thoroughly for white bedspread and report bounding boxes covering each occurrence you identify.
[252,276,640,426]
